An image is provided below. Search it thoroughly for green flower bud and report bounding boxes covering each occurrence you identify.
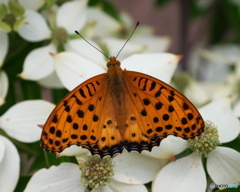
[0,21,11,32]
[13,16,26,31]
[9,0,25,17]
[0,3,8,20]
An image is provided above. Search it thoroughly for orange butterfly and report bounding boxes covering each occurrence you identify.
[41,54,204,157]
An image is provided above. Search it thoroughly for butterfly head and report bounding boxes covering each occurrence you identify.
[107,57,121,68]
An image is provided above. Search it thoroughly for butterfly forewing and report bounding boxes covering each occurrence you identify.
[124,71,204,144]
[41,74,107,152]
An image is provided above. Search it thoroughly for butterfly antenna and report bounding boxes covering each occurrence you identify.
[116,21,140,59]
[75,30,110,60]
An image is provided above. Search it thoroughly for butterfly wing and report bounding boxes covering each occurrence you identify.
[41,73,124,157]
[122,70,204,152]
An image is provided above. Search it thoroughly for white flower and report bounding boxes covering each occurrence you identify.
[152,97,240,192]
[0,100,55,142]
[24,162,149,192]
[0,135,20,192]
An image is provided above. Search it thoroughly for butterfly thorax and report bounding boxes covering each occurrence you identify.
[106,57,125,106]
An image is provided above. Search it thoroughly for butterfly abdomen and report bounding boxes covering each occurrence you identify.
[107,66,130,137]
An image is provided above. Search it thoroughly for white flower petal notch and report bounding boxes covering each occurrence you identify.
[0,136,20,192]
[207,147,240,184]
[199,97,240,143]
[121,53,180,84]
[0,70,8,106]
[0,100,55,142]
[53,52,105,91]
[56,0,88,34]
[18,10,51,42]
[24,163,85,192]
[19,44,56,80]
[152,153,206,192]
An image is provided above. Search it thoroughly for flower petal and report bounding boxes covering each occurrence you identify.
[19,44,55,80]
[142,136,187,159]
[114,151,166,184]
[0,100,55,142]
[207,147,240,184]
[19,0,45,10]
[87,8,121,37]
[184,80,210,107]
[0,70,8,106]
[37,71,64,89]
[59,145,90,157]
[107,180,148,192]
[24,163,85,192]
[0,136,20,192]
[152,153,206,192]
[0,31,8,67]
[121,53,180,84]
[65,39,106,67]
[199,97,240,143]
[0,139,5,163]
[131,35,171,53]
[56,0,87,34]
[101,37,146,61]
[53,52,105,91]
[18,10,51,41]
[233,100,240,118]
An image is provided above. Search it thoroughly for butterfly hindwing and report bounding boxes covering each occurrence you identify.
[123,71,204,151]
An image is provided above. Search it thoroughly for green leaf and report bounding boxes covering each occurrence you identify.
[155,0,172,7]
[15,175,31,192]
[52,88,69,104]
[215,186,240,192]
[209,0,240,44]
[222,136,240,153]
[102,0,121,22]
[189,1,209,19]
[88,0,121,22]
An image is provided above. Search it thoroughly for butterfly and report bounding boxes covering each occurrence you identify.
[40,55,205,158]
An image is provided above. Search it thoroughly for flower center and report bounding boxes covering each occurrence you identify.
[51,27,68,51]
[79,156,115,189]
[4,13,15,27]
[187,120,220,157]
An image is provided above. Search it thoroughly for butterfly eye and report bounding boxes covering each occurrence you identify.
[107,62,113,68]
[116,61,121,66]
